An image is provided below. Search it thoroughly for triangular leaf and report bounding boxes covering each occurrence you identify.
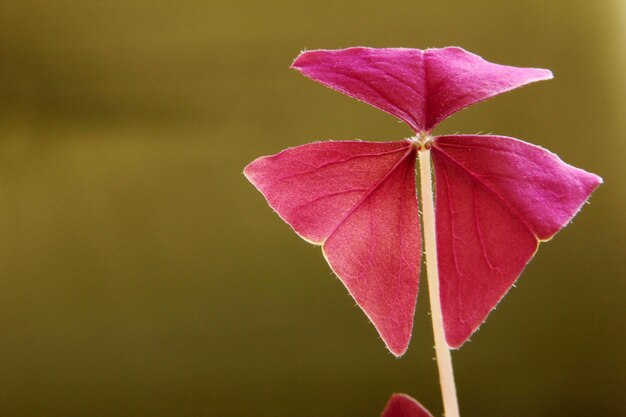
[291,47,552,132]
[431,135,602,347]
[292,48,427,132]
[423,48,552,129]
[245,140,421,356]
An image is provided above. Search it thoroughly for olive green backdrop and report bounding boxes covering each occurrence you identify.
[0,0,624,416]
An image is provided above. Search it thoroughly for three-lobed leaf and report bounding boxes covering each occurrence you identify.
[246,46,602,355]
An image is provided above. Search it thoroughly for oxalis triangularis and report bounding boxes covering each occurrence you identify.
[244,47,602,416]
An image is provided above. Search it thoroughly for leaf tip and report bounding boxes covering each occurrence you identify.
[243,157,266,190]
[444,335,465,350]
[538,68,554,81]
[242,161,255,183]
[388,344,408,358]
[381,393,434,417]
[289,49,311,71]
[592,172,604,186]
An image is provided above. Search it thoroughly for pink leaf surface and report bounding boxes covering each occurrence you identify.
[423,49,552,129]
[291,47,552,132]
[431,135,602,347]
[244,140,421,356]
[381,393,433,417]
[246,47,602,355]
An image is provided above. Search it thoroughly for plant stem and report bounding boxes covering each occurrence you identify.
[418,147,460,417]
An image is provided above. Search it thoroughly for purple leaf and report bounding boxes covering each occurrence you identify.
[246,47,601,354]
[245,140,421,356]
[292,47,552,132]
[381,393,433,417]
[431,135,602,347]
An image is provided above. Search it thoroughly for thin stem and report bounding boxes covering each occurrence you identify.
[418,147,460,417]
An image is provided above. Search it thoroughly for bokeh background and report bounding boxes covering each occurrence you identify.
[0,1,624,416]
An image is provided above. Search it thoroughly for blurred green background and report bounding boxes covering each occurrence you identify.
[0,0,624,416]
